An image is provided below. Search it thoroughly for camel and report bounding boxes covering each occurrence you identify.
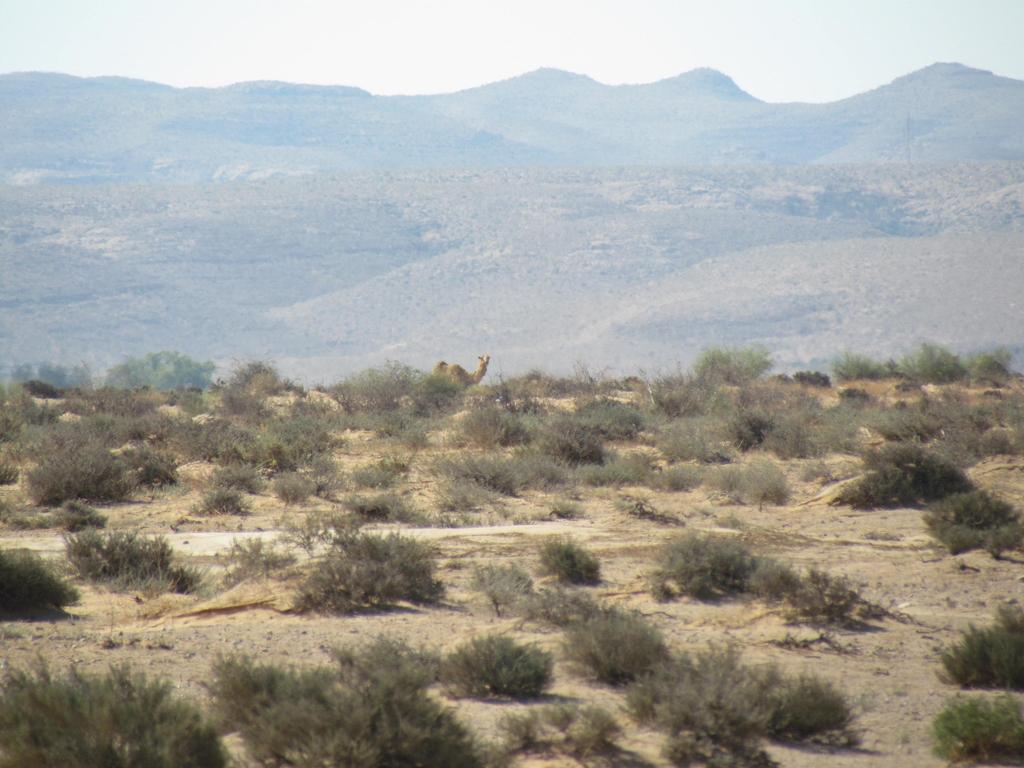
[433,354,490,386]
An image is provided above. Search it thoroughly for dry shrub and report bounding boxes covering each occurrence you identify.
[471,563,533,616]
[0,549,79,613]
[441,635,553,699]
[940,605,1024,690]
[65,530,201,594]
[563,608,668,685]
[539,537,601,585]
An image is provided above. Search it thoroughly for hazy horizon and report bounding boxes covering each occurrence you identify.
[2,0,1023,104]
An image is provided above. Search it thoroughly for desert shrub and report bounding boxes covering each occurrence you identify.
[651,533,758,601]
[708,462,790,507]
[727,409,775,451]
[221,538,296,587]
[940,605,1024,690]
[925,490,1022,556]
[519,587,603,628]
[26,431,136,505]
[651,464,703,492]
[55,500,107,531]
[459,406,531,448]
[539,537,601,585]
[838,443,974,509]
[0,664,226,768]
[693,346,772,386]
[968,348,1014,386]
[281,510,358,556]
[11,361,92,389]
[121,446,178,487]
[748,558,803,602]
[342,492,418,523]
[869,405,944,443]
[305,455,344,498]
[167,419,256,464]
[211,463,264,493]
[658,418,731,464]
[649,373,720,418]
[573,398,645,440]
[244,416,337,472]
[435,453,521,495]
[441,635,553,699]
[781,569,873,627]
[932,695,1024,763]
[0,549,79,613]
[410,373,465,415]
[549,498,583,519]
[563,608,668,685]
[350,461,401,489]
[435,478,496,514]
[629,647,857,764]
[297,531,442,614]
[106,351,215,390]
[20,379,62,398]
[507,452,568,490]
[540,417,606,465]
[195,487,250,516]
[576,452,652,486]
[498,704,621,759]
[762,411,820,459]
[272,472,314,505]
[793,370,832,388]
[330,362,423,413]
[66,530,200,593]
[900,343,967,384]
[832,352,895,381]
[209,638,481,768]
[223,360,291,397]
[471,563,534,616]
[0,459,18,485]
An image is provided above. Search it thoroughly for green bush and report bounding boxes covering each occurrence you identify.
[925,490,1022,556]
[209,637,482,768]
[221,538,296,587]
[459,406,530,448]
[837,443,973,509]
[195,487,250,516]
[539,537,601,585]
[576,452,652,487]
[900,343,967,384]
[628,646,857,765]
[649,374,720,418]
[471,563,534,617]
[272,472,314,505]
[342,492,418,523]
[0,549,79,613]
[932,695,1024,763]
[441,635,553,699]
[297,531,443,614]
[651,533,758,601]
[0,459,18,485]
[832,352,894,381]
[651,464,703,492]
[540,417,606,465]
[434,453,521,496]
[940,605,1024,690]
[519,587,603,628]
[573,398,645,440]
[122,446,178,487]
[330,362,423,413]
[105,351,215,390]
[563,608,668,685]
[968,348,1014,385]
[65,530,200,593]
[693,346,772,386]
[498,704,620,759]
[658,418,730,464]
[727,409,775,451]
[306,455,344,498]
[0,664,226,768]
[26,431,136,505]
[55,500,107,531]
[350,460,402,489]
[211,463,264,493]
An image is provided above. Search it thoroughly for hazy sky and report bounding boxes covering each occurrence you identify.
[2,0,1022,102]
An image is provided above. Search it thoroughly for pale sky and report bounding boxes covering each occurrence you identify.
[1,0,1022,103]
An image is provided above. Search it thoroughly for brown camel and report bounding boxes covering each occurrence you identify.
[433,354,490,386]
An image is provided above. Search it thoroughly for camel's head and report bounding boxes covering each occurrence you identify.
[478,354,490,369]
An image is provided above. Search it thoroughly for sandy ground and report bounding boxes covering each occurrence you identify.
[1,424,1022,767]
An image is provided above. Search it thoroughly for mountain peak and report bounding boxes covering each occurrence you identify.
[652,67,757,100]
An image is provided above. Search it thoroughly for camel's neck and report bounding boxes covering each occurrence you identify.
[472,361,488,383]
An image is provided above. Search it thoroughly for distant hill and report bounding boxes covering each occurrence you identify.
[2,63,1023,183]
[2,165,1022,379]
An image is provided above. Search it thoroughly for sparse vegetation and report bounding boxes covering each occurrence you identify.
[693,346,773,386]
[498,704,621,759]
[26,429,136,505]
[0,664,227,768]
[838,443,974,509]
[342,492,418,523]
[563,607,668,685]
[105,350,215,390]
[460,406,531,448]
[271,471,314,504]
[221,538,297,587]
[471,563,534,616]
[195,487,251,516]
[651,533,758,601]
